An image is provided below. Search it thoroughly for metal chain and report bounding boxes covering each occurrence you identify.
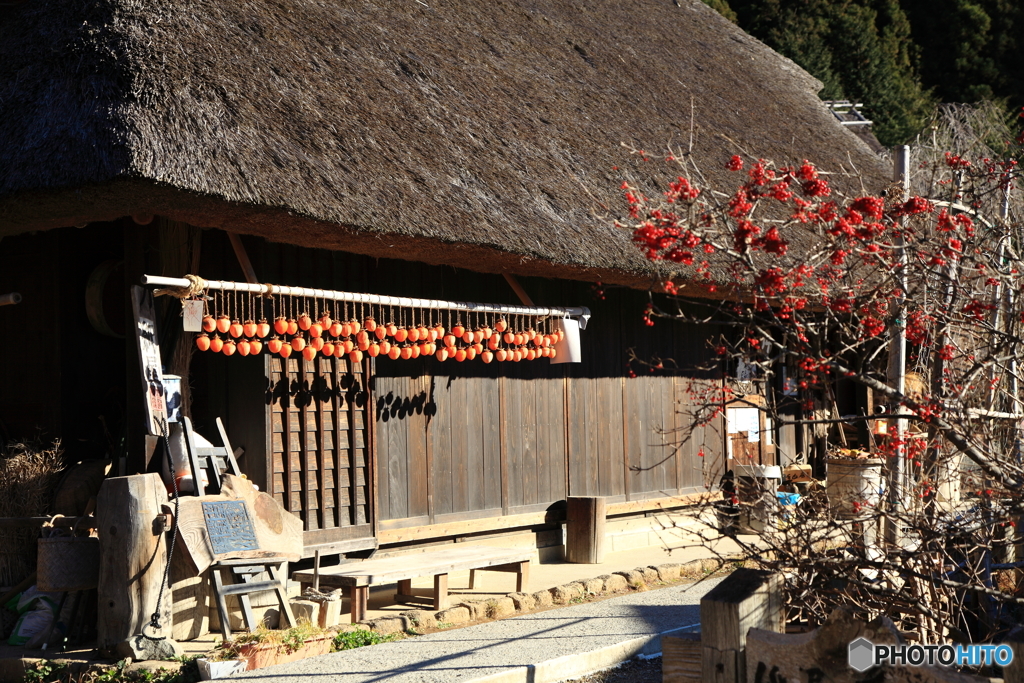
[141,417,180,641]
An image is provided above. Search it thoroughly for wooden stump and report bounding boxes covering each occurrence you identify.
[97,474,172,648]
[662,632,701,682]
[700,568,783,683]
[565,496,606,564]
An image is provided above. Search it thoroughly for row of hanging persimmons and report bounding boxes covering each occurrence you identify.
[195,312,564,363]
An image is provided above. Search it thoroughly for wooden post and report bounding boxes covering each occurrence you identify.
[700,568,783,683]
[97,474,172,649]
[565,496,606,563]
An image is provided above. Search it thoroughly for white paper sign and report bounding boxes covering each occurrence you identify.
[182,299,204,332]
[727,407,760,442]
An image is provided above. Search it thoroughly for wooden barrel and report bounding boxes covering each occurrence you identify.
[826,458,883,519]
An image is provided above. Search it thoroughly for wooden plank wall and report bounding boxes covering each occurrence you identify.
[189,231,729,536]
[373,281,728,528]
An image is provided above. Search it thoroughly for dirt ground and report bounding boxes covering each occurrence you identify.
[564,657,662,683]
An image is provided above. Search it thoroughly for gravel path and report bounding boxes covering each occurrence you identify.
[233,578,718,683]
[563,658,661,683]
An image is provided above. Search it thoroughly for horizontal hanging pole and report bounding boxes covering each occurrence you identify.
[0,292,22,306]
[141,275,592,328]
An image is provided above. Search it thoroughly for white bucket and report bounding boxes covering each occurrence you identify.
[826,457,884,518]
[550,317,582,364]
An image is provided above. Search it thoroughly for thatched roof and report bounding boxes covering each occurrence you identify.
[0,0,890,289]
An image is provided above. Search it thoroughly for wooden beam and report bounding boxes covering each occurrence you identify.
[503,274,534,306]
[606,490,720,516]
[378,510,557,544]
[97,474,172,649]
[226,232,259,284]
[375,491,718,546]
[301,537,378,559]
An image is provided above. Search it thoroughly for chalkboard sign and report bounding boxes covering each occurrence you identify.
[202,500,260,555]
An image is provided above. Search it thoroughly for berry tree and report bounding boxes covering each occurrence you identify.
[619,106,1024,641]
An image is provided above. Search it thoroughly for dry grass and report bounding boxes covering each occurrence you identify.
[0,440,65,586]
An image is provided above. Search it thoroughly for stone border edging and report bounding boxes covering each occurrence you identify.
[352,557,724,635]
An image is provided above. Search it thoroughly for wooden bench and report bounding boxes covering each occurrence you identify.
[292,545,532,622]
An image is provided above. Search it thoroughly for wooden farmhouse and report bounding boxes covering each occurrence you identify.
[0,0,889,641]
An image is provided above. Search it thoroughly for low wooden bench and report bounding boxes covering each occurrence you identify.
[292,545,532,622]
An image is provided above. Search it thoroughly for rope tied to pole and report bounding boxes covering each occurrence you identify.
[154,274,207,299]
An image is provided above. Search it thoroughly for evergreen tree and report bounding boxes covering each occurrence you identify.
[703,0,934,146]
[903,0,1024,108]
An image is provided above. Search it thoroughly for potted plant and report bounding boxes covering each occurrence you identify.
[211,621,334,672]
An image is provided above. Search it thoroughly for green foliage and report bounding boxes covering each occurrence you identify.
[331,629,395,651]
[22,658,200,683]
[726,0,933,146]
[713,0,1024,147]
[903,0,1024,107]
[700,0,739,22]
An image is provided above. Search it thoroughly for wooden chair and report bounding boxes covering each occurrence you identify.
[182,416,241,496]
[210,558,295,639]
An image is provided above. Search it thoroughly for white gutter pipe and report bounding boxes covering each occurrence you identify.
[141,275,591,329]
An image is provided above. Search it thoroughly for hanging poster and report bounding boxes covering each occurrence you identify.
[131,285,167,435]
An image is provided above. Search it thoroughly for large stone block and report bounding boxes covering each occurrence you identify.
[508,592,536,612]
[653,563,681,582]
[487,597,516,618]
[368,616,409,635]
[401,610,438,630]
[436,606,471,624]
[531,590,555,608]
[614,570,645,588]
[459,601,488,620]
[638,567,660,584]
[550,583,583,605]
[599,574,627,592]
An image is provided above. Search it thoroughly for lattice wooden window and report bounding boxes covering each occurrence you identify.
[267,355,372,544]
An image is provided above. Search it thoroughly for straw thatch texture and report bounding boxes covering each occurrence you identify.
[0,0,890,287]
[0,441,66,586]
